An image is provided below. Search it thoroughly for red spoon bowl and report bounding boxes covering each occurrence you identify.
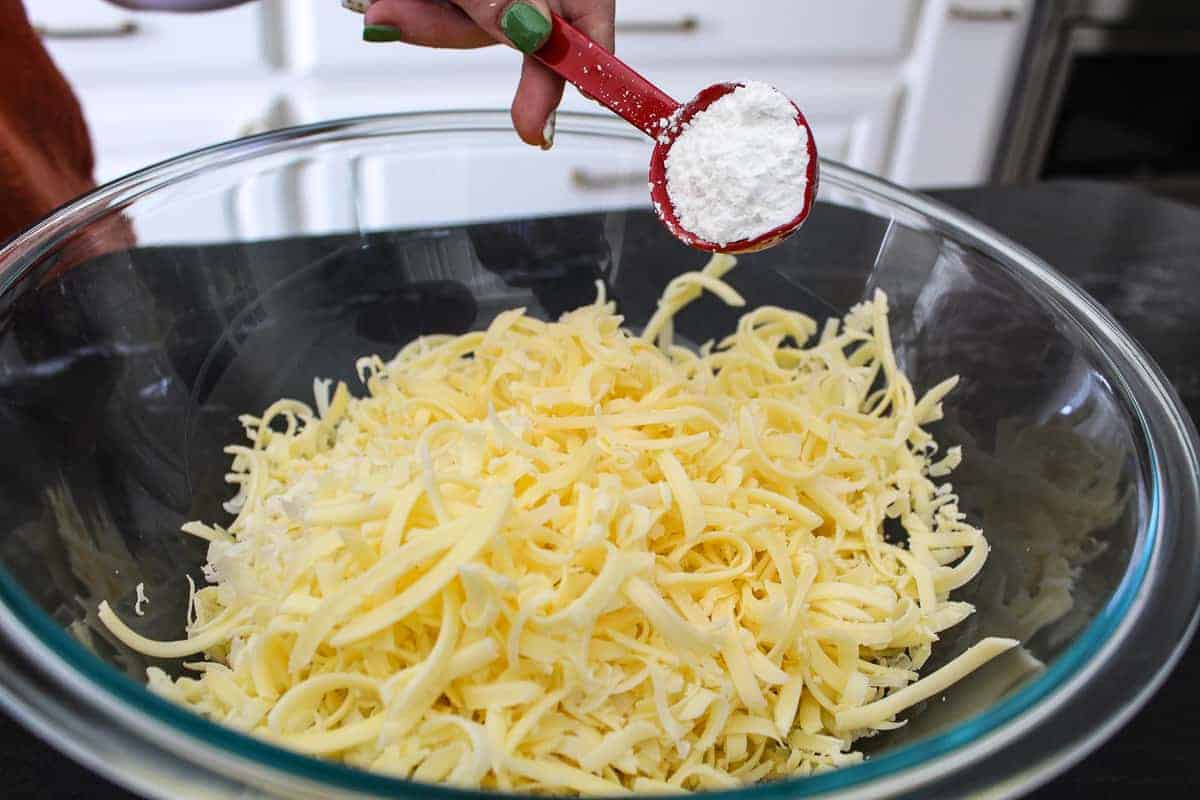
[647,82,820,254]
[533,18,819,254]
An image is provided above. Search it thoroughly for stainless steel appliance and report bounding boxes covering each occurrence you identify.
[994,0,1200,203]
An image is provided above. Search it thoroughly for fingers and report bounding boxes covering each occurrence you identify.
[561,0,614,51]
[451,1,554,54]
[511,57,565,148]
[449,1,558,147]
[503,1,614,147]
[363,0,494,48]
[348,0,619,150]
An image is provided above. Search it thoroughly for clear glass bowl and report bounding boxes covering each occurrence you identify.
[0,111,1198,799]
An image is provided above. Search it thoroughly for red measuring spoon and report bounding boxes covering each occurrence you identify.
[533,14,819,254]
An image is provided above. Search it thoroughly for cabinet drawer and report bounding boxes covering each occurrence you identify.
[613,0,918,63]
[121,169,303,247]
[303,0,919,75]
[295,129,650,235]
[289,67,900,233]
[25,0,268,79]
[292,65,901,173]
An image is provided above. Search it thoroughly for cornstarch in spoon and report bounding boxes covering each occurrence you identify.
[665,81,810,246]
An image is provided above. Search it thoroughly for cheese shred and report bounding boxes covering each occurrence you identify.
[100,253,1012,792]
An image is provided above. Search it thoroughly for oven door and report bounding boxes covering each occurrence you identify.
[994,0,1200,203]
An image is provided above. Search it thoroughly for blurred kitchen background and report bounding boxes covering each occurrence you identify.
[28,0,1200,239]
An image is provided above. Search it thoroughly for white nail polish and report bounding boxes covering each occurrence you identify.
[541,112,556,151]
[341,0,369,14]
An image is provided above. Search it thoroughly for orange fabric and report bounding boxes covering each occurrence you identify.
[0,0,97,244]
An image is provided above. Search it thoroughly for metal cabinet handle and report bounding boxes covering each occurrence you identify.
[570,169,646,191]
[947,5,1018,22]
[35,21,140,40]
[615,15,700,35]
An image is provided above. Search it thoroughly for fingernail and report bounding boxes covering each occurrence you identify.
[363,24,402,43]
[342,0,369,13]
[540,111,556,150]
[501,2,551,54]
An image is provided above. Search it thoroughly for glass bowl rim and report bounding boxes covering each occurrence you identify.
[0,109,1196,799]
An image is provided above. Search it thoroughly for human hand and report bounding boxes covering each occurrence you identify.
[353,1,616,149]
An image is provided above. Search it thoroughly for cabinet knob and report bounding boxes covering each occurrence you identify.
[570,168,646,191]
[947,5,1018,22]
[614,15,700,35]
[34,21,140,40]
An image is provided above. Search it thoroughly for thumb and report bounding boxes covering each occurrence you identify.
[454,0,554,54]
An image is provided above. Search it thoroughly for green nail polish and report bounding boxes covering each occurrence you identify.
[363,24,403,43]
[501,2,551,54]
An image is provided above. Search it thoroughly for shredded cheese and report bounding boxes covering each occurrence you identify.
[100,254,1014,793]
[134,581,149,617]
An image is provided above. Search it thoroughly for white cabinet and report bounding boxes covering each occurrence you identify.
[610,0,919,62]
[24,0,270,78]
[287,61,901,231]
[38,0,1030,242]
[357,138,651,230]
[291,62,902,172]
[301,0,919,73]
[79,82,284,184]
[891,0,1033,186]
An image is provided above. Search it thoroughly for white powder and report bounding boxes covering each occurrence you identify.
[664,82,810,246]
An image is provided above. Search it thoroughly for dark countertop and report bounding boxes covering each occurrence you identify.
[2,179,1198,797]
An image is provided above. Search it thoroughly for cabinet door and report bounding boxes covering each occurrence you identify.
[75,82,290,246]
[24,0,269,79]
[890,0,1033,186]
[116,163,308,247]
[298,0,918,74]
[78,82,282,184]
